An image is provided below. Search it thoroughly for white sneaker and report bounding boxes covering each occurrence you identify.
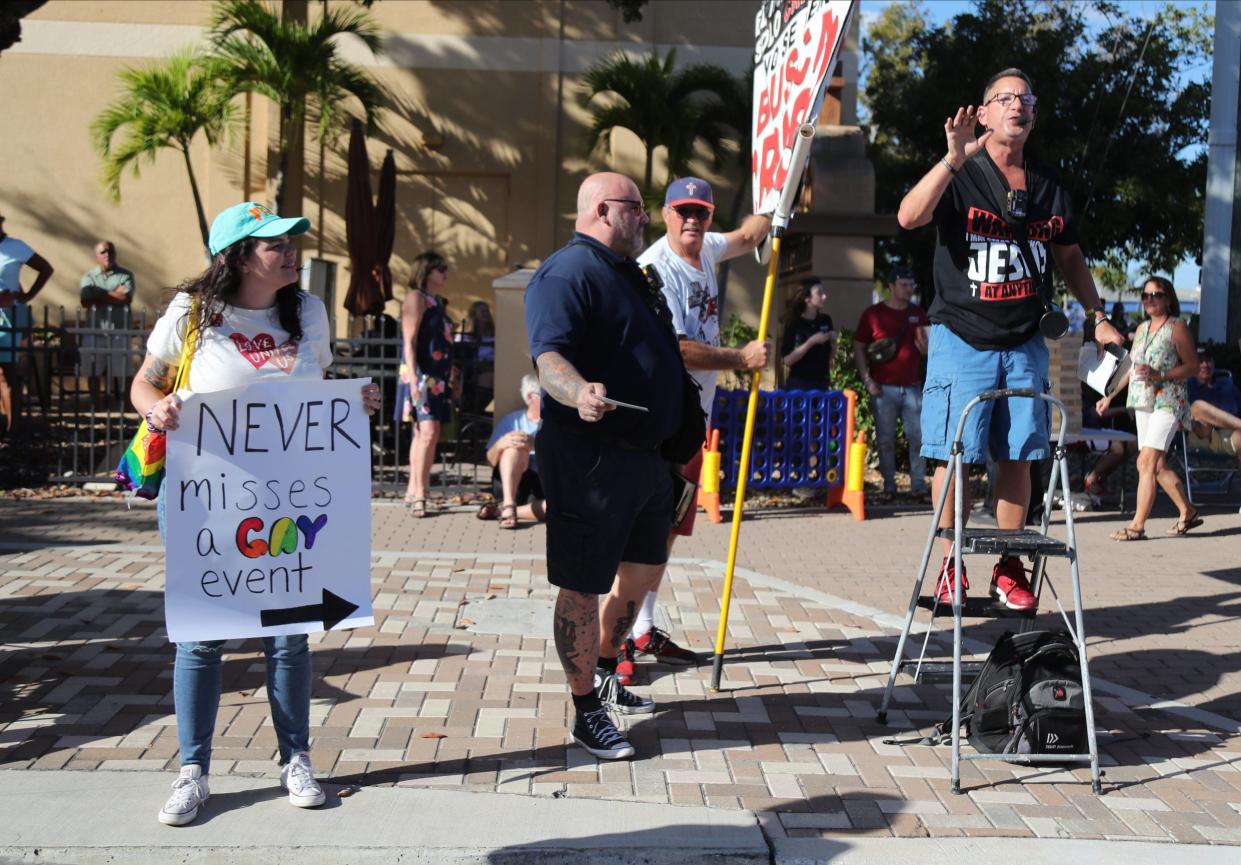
[280,751,326,808]
[158,765,209,826]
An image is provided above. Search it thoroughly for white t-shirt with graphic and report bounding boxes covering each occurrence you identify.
[147,291,333,393]
[638,231,728,417]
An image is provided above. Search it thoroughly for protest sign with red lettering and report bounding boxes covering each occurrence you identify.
[752,0,856,214]
[164,378,375,642]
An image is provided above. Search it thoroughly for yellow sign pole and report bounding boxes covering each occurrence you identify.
[709,235,782,691]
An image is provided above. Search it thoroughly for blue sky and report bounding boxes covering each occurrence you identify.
[857,0,1216,289]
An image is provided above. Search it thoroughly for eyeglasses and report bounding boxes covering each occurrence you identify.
[672,205,712,221]
[433,264,449,274]
[1142,291,1167,301]
[603,198,646,214]
[985,92,1038,108]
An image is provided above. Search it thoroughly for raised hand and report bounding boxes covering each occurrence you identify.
[944,106,991,165]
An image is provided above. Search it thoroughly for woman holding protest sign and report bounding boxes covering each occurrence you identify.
[394,251,457,516]
[130,202,382,827]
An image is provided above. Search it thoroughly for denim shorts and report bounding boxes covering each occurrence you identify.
[920,324,1051,464]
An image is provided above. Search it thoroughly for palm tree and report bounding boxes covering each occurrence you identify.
[209,0,387,216]
[582,49,743,197]
[91,50,238,253]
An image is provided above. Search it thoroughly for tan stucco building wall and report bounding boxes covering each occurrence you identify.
[1,0,776,338]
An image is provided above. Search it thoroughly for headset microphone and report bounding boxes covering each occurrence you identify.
[1015,116,1030,127]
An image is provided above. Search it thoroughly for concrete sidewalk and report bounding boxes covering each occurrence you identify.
[2,496,1240,858]
[1,771,1238,864]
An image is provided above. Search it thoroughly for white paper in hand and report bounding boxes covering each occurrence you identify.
[1078,343,1132,397]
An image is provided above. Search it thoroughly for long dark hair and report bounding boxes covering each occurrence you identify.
[408,250,448,294]
[174,238,303,349]
[1142,275,1179,318]
[787,277,822,319]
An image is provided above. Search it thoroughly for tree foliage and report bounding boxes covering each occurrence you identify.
[862,0,1212,290]
[208,0,387,215]
[91,50,238,252]
[581,49,744,200]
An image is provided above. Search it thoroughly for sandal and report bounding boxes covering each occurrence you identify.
[1109,526,1146,542]
[1167,511,1203,536]
[409,498,428,519]
[476,502,499,521]
[498,503,518,530]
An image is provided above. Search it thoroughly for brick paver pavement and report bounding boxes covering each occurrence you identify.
[2,496,1240,844]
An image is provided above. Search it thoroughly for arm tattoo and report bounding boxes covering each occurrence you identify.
[143,358,175,392]
[553,612,583,675]
[609,600,637,648]
[537,352,587,408]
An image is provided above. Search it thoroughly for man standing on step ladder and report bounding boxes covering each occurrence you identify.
[895,68,1124,611]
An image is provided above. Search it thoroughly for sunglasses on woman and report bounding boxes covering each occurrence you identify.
[1141,291,1166,301]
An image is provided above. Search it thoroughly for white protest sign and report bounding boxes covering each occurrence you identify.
[164,378,375,643]
[752,0,856,214]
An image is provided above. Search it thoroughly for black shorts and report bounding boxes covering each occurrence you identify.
[491,466,543,504]
[537,421,673,595]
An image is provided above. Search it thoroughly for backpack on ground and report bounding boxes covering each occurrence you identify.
[941,630,1087,756]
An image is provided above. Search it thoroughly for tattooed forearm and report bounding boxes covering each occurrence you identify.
[536,352,587,408]
[609,600,637,648]
[554,612,582,675]
[143,358,175,392]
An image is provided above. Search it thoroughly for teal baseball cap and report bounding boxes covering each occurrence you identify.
[208,202,311,256]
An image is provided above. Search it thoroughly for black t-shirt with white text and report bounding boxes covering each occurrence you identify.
[928,151,1079,350]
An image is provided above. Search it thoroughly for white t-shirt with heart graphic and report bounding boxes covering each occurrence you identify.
[146,291,332,393]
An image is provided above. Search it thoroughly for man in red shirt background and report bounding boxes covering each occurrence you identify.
[853,266,931,499]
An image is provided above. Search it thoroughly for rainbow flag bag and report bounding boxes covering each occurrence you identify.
[115,304,198,500]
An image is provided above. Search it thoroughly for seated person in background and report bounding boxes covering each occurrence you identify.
[478,373,545,529]
[1188,348,1241,469]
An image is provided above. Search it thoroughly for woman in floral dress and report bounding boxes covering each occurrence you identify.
[395,251,456,516]
[1096,276,1201,540]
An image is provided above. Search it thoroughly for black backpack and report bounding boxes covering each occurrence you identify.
[943,630,1087,756]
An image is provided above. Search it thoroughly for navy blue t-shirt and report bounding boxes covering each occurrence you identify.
[1188,375,1241,417]
[525,233,683,450]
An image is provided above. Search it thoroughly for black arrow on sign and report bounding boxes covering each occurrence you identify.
[260,589,359,631]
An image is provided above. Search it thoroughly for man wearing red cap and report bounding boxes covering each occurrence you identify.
[613,176,771,684]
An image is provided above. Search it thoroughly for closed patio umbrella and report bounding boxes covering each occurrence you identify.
[342,119,381,316]
[373,148,396,309]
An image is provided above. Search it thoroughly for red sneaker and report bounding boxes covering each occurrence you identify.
[616,638,637,686]
[632,628,700,666]
[935,557,968,606]
[991,556,1037,612]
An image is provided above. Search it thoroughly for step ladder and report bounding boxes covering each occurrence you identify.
[875,388,1102,794]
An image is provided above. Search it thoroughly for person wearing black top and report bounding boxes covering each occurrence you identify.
[525,172,686,761]
[782,277,836,390]
[897,67,1123,612]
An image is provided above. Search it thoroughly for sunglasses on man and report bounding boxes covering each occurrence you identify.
[670,205,712,222]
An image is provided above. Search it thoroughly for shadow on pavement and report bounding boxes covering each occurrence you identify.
[0,587,474,766]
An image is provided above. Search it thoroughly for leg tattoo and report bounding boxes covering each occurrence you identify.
[554,612,582,675]
[609,600,637,650]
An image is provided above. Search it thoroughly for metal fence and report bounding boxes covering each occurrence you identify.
[0,307,494,497]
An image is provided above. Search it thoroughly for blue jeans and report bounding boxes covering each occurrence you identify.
[874,384,927,494]
[158,493,311,773]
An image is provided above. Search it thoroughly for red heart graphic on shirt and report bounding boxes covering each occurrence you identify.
[229,332,298,374]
